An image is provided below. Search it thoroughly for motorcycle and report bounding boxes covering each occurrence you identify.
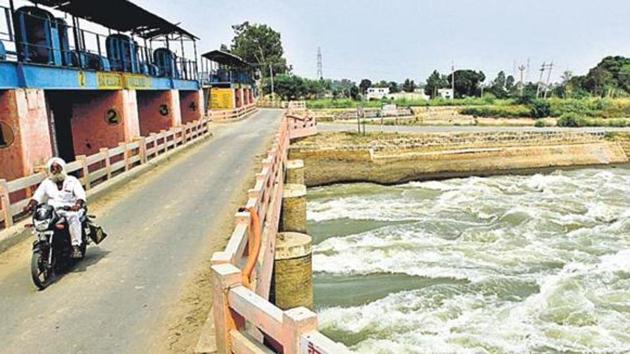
[28,204,106,290]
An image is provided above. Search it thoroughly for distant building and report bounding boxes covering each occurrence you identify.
[389,90,430,101]
[367,87,390,100]
[437,88,454,100]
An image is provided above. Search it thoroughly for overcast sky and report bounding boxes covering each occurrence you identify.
[24,0,630,84]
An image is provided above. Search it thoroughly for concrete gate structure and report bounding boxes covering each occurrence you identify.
[0,0,203,180]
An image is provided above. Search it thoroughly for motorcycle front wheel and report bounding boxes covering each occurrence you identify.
[31,251,52,290]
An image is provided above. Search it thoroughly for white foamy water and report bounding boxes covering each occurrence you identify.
[309,168,630,354]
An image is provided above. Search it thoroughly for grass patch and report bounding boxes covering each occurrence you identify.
[557,112,630,127]
[460,105,531,118]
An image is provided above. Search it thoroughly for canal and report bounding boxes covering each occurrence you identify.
[308,167,630,353]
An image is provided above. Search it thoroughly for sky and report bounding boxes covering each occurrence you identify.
[11,0,630,84]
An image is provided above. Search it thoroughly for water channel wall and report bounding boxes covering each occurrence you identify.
[290,131,630,186]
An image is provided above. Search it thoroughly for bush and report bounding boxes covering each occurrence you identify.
[460,105,531,118]
[557,112,584,127]
[530,99,551,118]
[534,120,547,128]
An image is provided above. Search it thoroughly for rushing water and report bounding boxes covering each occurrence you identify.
[308,168,630,354]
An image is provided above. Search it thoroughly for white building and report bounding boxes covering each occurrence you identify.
[437,88,454,100]
[366,87,390,100]
[389,90,431,101]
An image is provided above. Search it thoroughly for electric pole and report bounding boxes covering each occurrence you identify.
[518,65,526,96]
[317,47,323,80]
[451,61,455,99]
[536,62,545,98]
[544,62,553,99]
[269,63,275,102]
[535,62,553,98]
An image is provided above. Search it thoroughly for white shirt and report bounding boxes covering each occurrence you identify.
[33,176,87,209]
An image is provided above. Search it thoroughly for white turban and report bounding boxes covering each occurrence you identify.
[46,157,66,173]
[46,157,67,182]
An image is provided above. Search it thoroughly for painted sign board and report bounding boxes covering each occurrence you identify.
[124,74,153,89]
[211,88,235,109]
[97,72,124,89]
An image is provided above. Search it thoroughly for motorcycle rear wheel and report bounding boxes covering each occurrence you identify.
[31,251,52,290]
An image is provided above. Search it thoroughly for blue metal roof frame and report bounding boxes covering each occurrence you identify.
[27,0,198,40]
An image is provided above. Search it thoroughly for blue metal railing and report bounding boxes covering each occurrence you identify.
[200,68,254,86]
[0,4,198,81]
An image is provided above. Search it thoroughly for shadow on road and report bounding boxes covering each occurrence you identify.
[71,248,110,273]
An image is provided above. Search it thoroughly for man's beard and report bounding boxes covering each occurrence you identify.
[50,172,66,183]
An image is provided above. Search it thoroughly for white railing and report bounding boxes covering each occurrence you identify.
[209,104,258,122]
[210,107,343,354]
[0,118,211,229]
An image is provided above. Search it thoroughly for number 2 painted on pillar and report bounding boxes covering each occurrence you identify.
[106,109,120,125]
[160,104,169,116]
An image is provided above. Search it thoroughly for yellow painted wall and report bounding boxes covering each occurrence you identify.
[210,88,235,109]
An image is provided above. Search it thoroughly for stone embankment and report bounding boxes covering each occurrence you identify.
[289,131,630,186]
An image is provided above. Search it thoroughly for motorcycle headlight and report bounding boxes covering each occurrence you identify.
[34,219,50,232]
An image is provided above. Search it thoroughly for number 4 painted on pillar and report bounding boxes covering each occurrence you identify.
[160,104,169,116]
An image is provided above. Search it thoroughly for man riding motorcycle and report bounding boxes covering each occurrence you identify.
[25,157,87,259]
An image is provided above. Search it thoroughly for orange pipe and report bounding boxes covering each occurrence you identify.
[242,207,262,289]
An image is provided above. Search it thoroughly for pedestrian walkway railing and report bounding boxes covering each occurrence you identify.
[210,108,345,354]
[0,117,211,229]
[209,103,258,122]
[287,114,317,140]
[287,101,306,112]
[256,99,288,109]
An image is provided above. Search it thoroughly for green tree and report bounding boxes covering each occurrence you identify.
[488,71,508,98]
[388,81,400,93]
[402,79,417,92]
[569,56,630,97]
[359,79,372,95]
[424,70,448,98]
[230,22,289,77]
[506,75,516,91]
[447,70,486,98]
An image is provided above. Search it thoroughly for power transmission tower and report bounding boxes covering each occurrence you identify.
[316,47,323,80]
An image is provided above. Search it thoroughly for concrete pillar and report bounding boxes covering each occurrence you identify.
[235,88,243,108]
[70,90,140,157]
[137,90,181,136]
[280,183,307,234]
[243,88,250,106]
[0,89,52,180]
[271,232,313,310]
[179,89,203,124]
[286,159,305,185]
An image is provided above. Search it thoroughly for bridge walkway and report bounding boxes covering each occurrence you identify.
[0,109,283,354]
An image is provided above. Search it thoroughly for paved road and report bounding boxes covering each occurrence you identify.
[0,109,283,354]
[319,122,630,134]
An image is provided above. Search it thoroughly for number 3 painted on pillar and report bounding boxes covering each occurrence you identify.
[160,104,169,116]
[189,101,197,112]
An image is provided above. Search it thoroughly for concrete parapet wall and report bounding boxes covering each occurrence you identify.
[290,132,629,186]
